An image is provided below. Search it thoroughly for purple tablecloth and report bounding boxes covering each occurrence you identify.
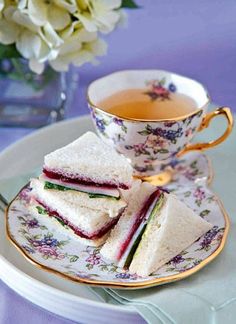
[0,1,235,323]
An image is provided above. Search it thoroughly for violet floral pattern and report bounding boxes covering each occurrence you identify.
[144,78,176,101]
[7,152,227,286]
[90,102,204,174]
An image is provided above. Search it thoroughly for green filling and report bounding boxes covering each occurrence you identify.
[124,225,147,268]
[44,182,72,191]
[36,206,48,215]
[44,181,120,200]
[36,205,67,227]
[87,193,120,200]
[124,193,165,268]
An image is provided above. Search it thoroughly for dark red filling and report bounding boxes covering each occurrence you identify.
[36,199,123,240]
[117,188,162,260]
[43,168,129,190]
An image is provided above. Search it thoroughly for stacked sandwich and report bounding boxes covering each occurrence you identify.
[101,180,213,276]
[29,131,213,277]
[30,132,133,246]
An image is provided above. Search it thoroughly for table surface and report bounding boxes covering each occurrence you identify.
[1,1,236,323]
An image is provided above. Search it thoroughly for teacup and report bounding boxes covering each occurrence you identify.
[87,70,233,180]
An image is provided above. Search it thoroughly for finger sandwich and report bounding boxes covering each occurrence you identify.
[29,132,133,246]
[101,180,213,276]
[30,178,124,246]
[42,131,133,198]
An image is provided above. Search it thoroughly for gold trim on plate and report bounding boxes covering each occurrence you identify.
[5,156,229,289]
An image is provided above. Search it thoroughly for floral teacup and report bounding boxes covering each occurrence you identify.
[88,70,233,180]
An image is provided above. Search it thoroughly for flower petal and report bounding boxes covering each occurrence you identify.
[54,0,77,14]
[16,30,41,59]
[50,58,69,71]
[18,0,28,10]
[99,0,122,10]
[48,5,71,30]
[59,21,79,39]
[0,0,4,12]
[12,8,39,32]
[0,19,18,44]
[28,0,47,26]
[40,23,64,48]
[95,10,121,33]
[29,58,45,74]
[76,0,88,10]
[76,12,97,32]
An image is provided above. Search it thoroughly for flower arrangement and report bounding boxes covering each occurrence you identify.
[0,0,138,73]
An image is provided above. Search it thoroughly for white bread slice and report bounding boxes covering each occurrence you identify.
[38,176,127,218]
[44,131,133,188]
[30,178,116,236]
[129,193,213,276]
[100,180,157,261]
[29,201,108,247]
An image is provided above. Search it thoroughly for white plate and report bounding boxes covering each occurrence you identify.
[0,116,144,324]
[0,115,229,323]
[6,152,228,289]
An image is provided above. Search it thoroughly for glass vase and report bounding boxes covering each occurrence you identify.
[0,58,78,128]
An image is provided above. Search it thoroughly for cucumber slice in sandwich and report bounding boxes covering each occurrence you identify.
[44,181,120,200]
[123,193,165,268]
[101,180,213,277]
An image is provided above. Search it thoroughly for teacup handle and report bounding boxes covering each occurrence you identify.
[177,107,233,157]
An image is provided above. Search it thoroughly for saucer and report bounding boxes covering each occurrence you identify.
[6,152,229,289]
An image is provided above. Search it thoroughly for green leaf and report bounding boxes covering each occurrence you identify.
[18,216,26,222]
[36,206,48,215]
[45,181,120,200]
[33,234,42,240]
[158,149,169,154]
[121,125,128,133]
[138,130,152,136]
[86,263,94,270]
[69,255,79,262]
[121,0,139,8]
[54,216,66,227]
[159,78,166,86]
[200,209,210,217]
[190,160,197,169]
[0,44,21,59]
[184,191,191,197]
[146,124,153,132]
[44,182,72,191]
[88,193,120,200]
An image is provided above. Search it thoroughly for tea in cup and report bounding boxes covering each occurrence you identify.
[88,70,233,180]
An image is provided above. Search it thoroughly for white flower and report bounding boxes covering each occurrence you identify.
[76,0,122,33]
[50,28,107,71]
[27,0,71,30]
[0,0,126,73]
[0,0,4,12]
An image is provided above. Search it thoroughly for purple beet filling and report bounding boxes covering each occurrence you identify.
[117,189,162,260]
[36,199,123,240]
[43,168,129,190]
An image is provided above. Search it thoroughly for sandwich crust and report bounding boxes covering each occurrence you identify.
[44,132,133,189]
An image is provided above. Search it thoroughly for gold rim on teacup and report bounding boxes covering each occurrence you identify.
[87,70,234,184]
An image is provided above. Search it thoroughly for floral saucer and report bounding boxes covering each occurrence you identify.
[6,152,229,289]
